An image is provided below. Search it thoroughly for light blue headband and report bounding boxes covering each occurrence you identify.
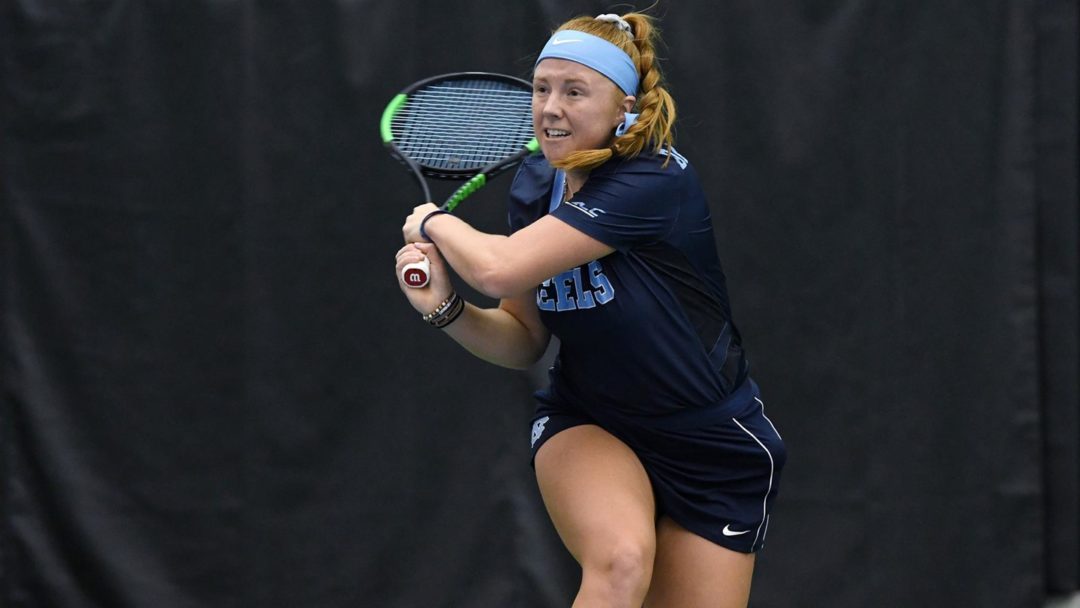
[535,30,640,96]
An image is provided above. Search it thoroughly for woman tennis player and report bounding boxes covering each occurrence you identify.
[395,12,785,608]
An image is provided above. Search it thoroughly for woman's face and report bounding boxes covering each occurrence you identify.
[532,58,634,164]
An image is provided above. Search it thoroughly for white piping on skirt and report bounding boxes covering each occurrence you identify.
[731,415,775,551]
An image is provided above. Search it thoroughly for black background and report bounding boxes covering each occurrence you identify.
[2,1,1077,606]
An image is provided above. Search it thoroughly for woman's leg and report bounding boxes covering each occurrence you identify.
[534,424,657,608]
[644,516,756,608]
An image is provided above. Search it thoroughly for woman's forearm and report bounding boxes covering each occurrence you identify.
[421,213,511,297]
[440,300,550,370]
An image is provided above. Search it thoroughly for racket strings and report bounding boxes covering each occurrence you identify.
[392,80,534,171]
[395,108,530,163]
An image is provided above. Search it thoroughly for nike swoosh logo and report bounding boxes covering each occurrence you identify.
[551,38,583,45]
[722,525,750,537]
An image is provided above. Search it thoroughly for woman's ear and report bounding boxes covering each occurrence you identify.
[615,95,637,127]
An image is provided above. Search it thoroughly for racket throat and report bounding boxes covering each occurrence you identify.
[444,174,487,212]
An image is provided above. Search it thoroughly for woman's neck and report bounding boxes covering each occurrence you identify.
[564,170,588,201]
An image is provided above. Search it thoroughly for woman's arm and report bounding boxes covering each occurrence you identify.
[396,242,550,370]
[404,204,615,299]
[443,289,550,370]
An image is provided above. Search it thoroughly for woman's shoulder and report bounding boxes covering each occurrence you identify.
[509,154,557,205]
[596,147,696,188]
[507,154,556,232]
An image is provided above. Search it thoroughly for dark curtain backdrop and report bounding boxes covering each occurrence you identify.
[1,1,1076,606]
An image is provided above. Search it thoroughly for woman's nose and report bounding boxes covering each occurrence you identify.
[542,94,563,118]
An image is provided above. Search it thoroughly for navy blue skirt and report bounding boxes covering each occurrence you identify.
[529,379,786,554]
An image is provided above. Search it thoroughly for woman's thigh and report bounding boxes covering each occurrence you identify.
[533,424,657,566]
[644,516,756,608]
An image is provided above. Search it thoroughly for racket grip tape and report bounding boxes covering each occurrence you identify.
[401,257,430,288]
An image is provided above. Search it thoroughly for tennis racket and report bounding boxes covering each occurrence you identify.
[381,72,539,288]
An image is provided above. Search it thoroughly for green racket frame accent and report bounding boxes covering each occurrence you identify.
[444,174,487,212]
[380,93,407,143]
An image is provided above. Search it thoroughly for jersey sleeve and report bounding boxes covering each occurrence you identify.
[506,155,556,234]
[549,157,682,251]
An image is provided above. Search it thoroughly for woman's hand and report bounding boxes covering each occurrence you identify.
[402,203,442,244]
[395,242,454,315]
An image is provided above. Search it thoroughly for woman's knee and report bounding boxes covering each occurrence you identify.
[583,539,655,597]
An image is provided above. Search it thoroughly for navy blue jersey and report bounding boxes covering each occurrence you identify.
[507,151,749,416]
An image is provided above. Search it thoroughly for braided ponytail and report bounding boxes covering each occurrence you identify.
[546,12,677,173]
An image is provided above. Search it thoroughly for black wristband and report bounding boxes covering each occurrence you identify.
[419,210,448,242]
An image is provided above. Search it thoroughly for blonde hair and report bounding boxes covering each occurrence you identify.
[546,13,677,172]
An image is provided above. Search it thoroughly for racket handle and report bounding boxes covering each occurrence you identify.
[401,257,430,288]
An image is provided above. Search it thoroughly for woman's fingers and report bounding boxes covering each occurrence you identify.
[395,243,426,264]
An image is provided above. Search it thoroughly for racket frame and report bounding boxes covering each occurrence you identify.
[381,72,540,288]
[380,71,539,210]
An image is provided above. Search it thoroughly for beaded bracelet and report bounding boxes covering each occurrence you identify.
[430,293,464,328]
[421,291,464,328]
[422,292,457,322]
